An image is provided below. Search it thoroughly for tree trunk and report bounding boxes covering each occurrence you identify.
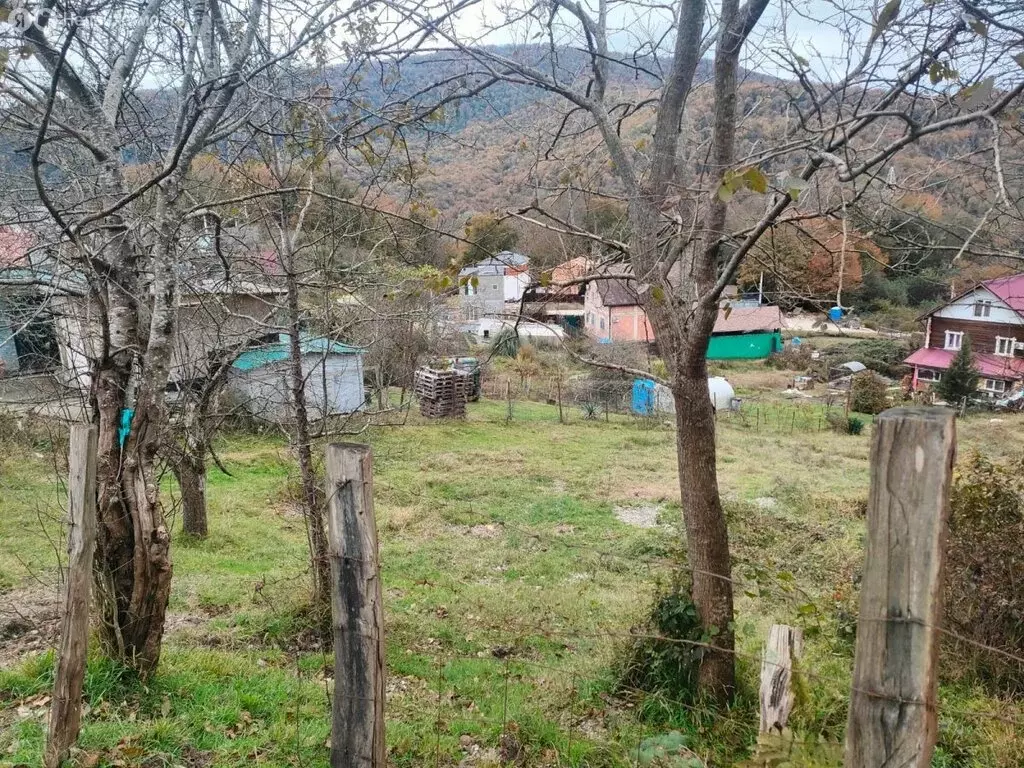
[671,349,735,699]
[285,277,331,607]
[93,363,173,677]
[172,447,208,538]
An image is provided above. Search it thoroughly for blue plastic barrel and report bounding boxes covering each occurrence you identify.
[828,306,843,322]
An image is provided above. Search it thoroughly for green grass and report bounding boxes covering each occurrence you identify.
[2,398,1024,766]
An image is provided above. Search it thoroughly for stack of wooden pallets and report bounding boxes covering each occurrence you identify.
[414,367,471,418]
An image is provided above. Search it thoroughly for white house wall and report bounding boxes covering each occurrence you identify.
[504,273,530,303]
[933,287,1024,325]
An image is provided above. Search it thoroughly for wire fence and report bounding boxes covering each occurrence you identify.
[474,373,853,435]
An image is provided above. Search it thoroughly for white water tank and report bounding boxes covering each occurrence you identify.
[708,376,735,411]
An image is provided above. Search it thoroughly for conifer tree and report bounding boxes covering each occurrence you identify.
[935,337,980,405]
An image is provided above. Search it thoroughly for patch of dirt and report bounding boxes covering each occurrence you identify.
[457,523,503,538]
[0,585,61,666]
[616,481,678,503]
[613,503,663,529]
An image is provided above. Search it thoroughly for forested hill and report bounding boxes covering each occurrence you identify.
[330,44,723,133]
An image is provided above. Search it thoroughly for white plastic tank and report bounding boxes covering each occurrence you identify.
[707,376,735,411]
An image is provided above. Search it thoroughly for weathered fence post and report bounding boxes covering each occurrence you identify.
[844,407,955,768]
[505,378,513,423]
[45,424,98,768]
[325,442,386,768]
[759,624,803,734]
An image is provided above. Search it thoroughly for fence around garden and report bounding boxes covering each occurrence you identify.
[39,408,1024,767]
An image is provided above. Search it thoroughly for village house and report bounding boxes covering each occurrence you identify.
[458,251,530,319]
[905,274,1024,397]
[583,273,783,359]
[520,256,589,332]
[0,225,292,395]
[583,276,654,343]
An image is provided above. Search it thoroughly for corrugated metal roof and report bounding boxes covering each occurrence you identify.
[983,274,1024,315]
[713,305,784,334]
[233,335,362,371]
[905,347,1024,379]
[595,277,640,307]
[459,251,530,276]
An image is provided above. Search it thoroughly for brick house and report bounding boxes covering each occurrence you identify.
[905,274,1024,397]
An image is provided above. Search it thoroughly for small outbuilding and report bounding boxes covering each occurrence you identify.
[707,305,785,360]
[227,335,364,421]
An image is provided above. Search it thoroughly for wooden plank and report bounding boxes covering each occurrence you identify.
[759,624,803,734]
[844,407,956,768]
[45,425,98,768]
[325,442,386,768]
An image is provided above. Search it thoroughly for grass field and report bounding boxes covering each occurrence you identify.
[2,395,1023,767]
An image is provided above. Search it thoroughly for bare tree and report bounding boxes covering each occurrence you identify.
[378,0,1024,697]
[0,0,388,672]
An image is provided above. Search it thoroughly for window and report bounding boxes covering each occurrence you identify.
[983,378,1007,393]
[944,330,963,350]
[917,369,939,382]
[482,329,489,339]
[995,336,1016,357]
[599,318,605,330]
[973,300,993,318]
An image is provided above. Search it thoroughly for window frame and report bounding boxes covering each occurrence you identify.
[973,300,993,318]
[983,378,1007,393]
[944,330,964,351]
[995,336,1016,357]
[917,368,938,382]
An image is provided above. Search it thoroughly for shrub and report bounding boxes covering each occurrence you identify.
[764,344,812,371]
[846,416,864,435]
[820,338,912,378]
[490,327,520,357]
[825,410,849,434]
[851,372,889,415]
[943,451,1024,694]
[617,573,704,704]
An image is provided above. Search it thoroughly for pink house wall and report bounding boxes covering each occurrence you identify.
[583,286,654,342]
[609,305,654,342]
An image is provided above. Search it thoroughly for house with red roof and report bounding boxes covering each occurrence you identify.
[905,274,1024,397]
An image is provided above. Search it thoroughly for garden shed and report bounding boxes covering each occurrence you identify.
[227,335,364,421]
[707,305,785,360]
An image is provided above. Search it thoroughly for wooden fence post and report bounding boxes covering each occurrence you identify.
[45,424,98,768]
[325,442,386,768]
[759,624,803,734]
[844,407,956,768]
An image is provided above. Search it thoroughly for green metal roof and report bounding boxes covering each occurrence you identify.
[232,335,362,371]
